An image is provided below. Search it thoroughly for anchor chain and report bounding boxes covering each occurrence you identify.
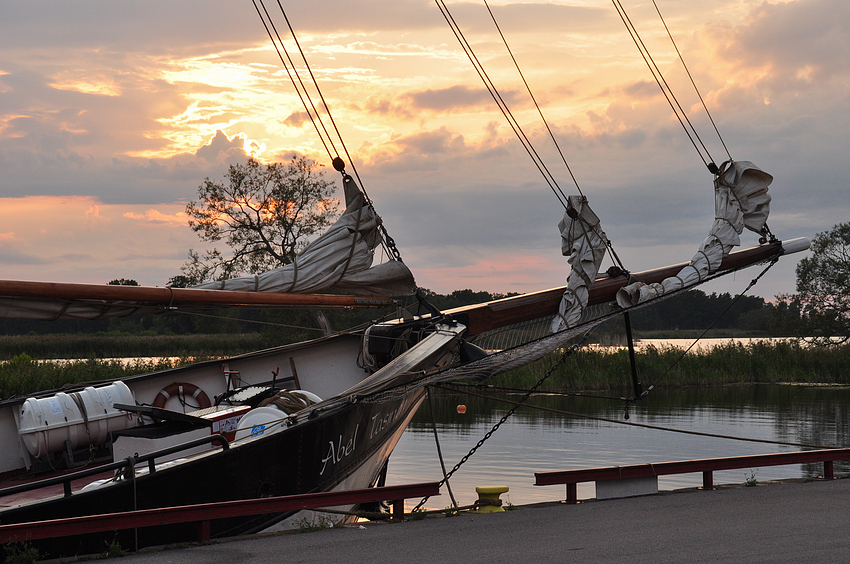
[412,331,594,511]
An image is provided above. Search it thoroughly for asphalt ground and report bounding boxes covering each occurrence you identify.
[73,478,850,563]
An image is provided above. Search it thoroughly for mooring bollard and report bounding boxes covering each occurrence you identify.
[475,485,509,513]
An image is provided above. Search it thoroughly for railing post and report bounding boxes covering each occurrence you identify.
[566,483,577,504]
[824,460,834,480]
[392,499,405,521]
[702,471,714,490]
[197,520,210,542]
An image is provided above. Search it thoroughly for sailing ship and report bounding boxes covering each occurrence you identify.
[0,0,810,558]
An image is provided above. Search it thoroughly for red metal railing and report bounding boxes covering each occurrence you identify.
[0,481,440,545]
[535,449,850,504]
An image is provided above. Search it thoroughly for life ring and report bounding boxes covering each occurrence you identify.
[152,382,211,412]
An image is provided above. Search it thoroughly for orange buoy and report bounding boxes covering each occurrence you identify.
[457,404,467,414]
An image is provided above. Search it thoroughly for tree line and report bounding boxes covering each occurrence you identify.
[2,157,844,344]
[0,287,802,338]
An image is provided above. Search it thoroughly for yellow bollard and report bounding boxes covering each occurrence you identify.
[475,485,509,513]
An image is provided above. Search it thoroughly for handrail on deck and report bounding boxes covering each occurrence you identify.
[0,434,229,499]
[535,448,850,504]
[0,481,440,545]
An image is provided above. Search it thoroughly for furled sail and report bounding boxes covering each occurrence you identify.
[550,196,609,333]
[616,160,772,308]
[193,174,416,297]
[0,174,412,321]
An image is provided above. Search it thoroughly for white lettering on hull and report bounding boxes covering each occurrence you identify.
[369,407,401,440]
[319,424,359,476]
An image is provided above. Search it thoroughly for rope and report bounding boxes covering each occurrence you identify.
[435,0,568,209]
[482,0,583,198]
[412,330,595,510]
[645,255,780,392]
[611,0,716,172]
[427,387,459,508]
[252,0,399,263]
[257,390,317,414]
[252,0,337,161]
[651,0,732,162]
[442,385,841,450]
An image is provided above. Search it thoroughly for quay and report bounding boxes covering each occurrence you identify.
[108,477,850,563]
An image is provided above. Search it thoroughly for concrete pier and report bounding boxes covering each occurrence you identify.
[107,478,850,563]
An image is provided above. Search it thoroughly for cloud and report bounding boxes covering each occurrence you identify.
[195,130,248,162]
[0,0,846,303]
[401,85,511,113]
[123,209,188,224]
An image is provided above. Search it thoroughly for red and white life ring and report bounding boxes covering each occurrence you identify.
[152,382,211,412]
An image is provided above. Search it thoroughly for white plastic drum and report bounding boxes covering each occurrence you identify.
[234,406,287,441]
[18,381,137,459]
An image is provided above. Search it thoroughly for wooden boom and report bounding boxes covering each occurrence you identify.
[0,280,396,309]
[448,241,789,337]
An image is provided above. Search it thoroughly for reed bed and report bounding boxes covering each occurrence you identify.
[487,340,850,391]
[0,355,186,400]
[0,333,267,360]
[3,339,848,401]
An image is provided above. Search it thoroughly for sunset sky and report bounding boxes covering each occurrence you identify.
[1,0,847,301]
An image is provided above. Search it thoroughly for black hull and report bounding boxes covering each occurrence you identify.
[0,388,425,557]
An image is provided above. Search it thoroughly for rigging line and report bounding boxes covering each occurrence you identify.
[444,382,628,404]
[613,0,713,164]
[412,335,591,511]
[482,0,583,197]
[259,2,396,262]
[646,256,780,392]
[435,0,568,208]
[174,308,406,339]
[453,386,839,450]
[427,387,459,508]
[651,0,732,162]
[252,0,335,160]
[437,0,565,207]
[611,0,713,169]
[273,0,367,192]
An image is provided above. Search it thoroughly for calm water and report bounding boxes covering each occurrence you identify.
[385,385,850,510]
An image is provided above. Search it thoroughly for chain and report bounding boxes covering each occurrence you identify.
[411,332,593,511]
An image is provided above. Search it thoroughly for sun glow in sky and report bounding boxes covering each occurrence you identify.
[1,0,848,298]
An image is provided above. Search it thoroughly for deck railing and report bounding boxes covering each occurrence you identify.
[535,448,850,503]
[0,481,440,544]
[0,434,230,499]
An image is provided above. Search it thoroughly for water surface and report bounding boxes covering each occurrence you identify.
[385,384,850,509]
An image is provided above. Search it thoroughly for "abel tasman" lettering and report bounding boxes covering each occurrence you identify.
[319,424,359,476]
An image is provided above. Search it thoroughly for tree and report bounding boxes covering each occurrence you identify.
[794,222,850,345]
[108,278,139,286]
[181,156,340,284]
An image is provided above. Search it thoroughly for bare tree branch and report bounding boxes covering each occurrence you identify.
[179,156,340,284]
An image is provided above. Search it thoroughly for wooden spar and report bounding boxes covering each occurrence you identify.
[0,280,396,309]
[448,241,785,337]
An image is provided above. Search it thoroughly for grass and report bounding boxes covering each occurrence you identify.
[0,353,187,400]
[487,340,850,392]
[2,338,849,401]
[2,542,41,564]
[0,333,267,360]
[292,514,339,533]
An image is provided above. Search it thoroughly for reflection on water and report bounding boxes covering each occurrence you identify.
[386,385,850,510]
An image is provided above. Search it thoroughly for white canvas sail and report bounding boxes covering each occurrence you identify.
[0,175,414,322]
[193,174,416,297]
[616,160,772,308]
[551,195,609,333]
